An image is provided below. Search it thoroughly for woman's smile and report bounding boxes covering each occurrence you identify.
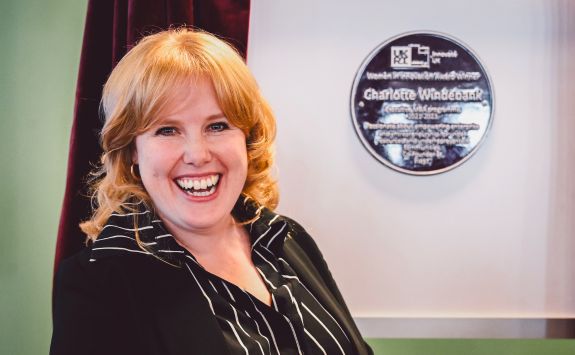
[175,174,220,198]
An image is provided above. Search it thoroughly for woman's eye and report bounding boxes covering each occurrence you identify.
[208,121,230,132]
[155,127,178,136]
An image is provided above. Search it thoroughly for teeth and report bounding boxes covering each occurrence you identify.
[176,174,220,192]
[185,186,216,197]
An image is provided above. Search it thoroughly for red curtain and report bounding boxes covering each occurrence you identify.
[54,0,251,273]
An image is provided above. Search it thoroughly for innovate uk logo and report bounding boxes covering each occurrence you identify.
[390,44,431,69]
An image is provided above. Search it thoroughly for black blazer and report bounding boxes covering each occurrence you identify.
[50,219,372,355]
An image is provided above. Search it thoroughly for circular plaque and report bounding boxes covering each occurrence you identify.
[350,32,494,175]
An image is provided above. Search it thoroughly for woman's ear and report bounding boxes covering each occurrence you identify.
[131,144,139,164]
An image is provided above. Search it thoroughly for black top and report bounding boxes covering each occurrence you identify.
[50,197,370,355]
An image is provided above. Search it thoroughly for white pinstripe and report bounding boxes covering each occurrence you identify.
[91,247,151,255]
[268,214,280,226]
[302,302,346,355]
[110,210,151,217]
[231,304,265,355]
[93,235,134,243]
[225,319,249,355]
[278,258,350,342]
[265,222,287,248]
[244,310,272,351]
[251,227,272,249]
[244,291,281,355]
[184,264,214,315]
[222,281,236,302]
[282,314,303,355]
[254,249,278,272]
[305,328,327,355]
[101,224,153,232]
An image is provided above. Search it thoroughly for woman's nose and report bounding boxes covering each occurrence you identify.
[182,136,212,166]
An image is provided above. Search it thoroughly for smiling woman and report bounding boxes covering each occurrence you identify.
[80,30,277,240]
[50,29,372,355]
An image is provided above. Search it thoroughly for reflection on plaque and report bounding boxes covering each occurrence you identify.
[350,32,494,175]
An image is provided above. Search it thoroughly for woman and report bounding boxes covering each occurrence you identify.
[50,29,372,355]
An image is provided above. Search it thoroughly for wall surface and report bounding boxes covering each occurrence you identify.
[0,0,86,353]
[247,0,575,336]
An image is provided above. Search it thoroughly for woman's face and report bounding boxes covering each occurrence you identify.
[132,77,248,236]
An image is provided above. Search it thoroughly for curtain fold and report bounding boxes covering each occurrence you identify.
[54,0,250,273]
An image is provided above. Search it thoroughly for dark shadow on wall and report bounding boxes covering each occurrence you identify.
[546,320,575,338]
[545,0,575,338]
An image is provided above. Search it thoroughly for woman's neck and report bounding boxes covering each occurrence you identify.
[165,215,249,258]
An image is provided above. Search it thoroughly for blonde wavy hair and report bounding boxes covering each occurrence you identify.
[81,28,278,240]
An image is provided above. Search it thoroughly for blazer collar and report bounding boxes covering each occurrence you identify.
[280,231,370,355]
[90,195,287,263]
[238,196,369,354]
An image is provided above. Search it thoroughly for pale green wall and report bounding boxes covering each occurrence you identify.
[0,0,87,354]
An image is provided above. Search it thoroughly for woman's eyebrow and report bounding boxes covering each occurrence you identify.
[205,113,226,120]
[153,113,226,125]
[153,118,180,126]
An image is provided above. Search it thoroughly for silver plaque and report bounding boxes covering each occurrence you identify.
[350,32,494,175]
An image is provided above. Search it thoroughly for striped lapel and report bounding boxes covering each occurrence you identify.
[280,234,369,355]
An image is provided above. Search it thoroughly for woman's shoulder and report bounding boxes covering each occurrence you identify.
[257,207,313,240]
[54,247,128,298]
[55,247,104,285]
[58,244,150,272]
[55,243,180,293]
[51,248,182,355]
[274,214,322,254]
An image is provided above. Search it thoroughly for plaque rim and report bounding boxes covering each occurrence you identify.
[350,30,496,176]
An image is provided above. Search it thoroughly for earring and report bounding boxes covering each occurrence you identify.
[130,164,141,181]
